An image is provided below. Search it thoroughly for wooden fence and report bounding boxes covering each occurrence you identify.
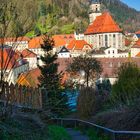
[0,82,42,109]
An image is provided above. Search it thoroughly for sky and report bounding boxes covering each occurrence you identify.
[121,0,140,11]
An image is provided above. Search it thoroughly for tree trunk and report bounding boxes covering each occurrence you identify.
[86,71,89,87]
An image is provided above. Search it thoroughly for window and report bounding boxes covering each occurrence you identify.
[105,35,108,47]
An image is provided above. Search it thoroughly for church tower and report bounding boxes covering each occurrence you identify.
[89,0,102,24]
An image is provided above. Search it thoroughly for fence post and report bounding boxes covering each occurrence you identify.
[74,120,77,128]
[112,132,116,140]
[61,119,63,126]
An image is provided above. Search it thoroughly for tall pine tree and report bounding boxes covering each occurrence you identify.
[38,36,68,116]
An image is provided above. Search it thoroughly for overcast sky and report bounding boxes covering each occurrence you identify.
[121,0,140,11]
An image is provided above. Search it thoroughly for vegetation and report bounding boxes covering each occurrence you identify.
[111,62,140,106]
[0,118,71,140]
[38,36,68,116]
[48,125,71,140]
[68,55,102,87]
[96,79,112,94]
[0,0,37,118]
[24,0,140,36]
[101,0,140,32]
[77,87,96,118]
[86,128,110,140]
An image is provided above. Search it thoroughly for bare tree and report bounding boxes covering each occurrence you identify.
[0,0,38,116]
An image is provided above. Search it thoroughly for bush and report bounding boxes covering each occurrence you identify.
[77,87,96,118]
[48,125,71,140]
[111,62,140,106]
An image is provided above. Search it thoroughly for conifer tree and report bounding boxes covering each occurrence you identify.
[38,36,68,116]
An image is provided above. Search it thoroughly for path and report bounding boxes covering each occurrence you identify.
[66,128,89,140]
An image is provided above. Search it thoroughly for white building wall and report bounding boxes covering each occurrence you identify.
[25,57,38,70]
[5,41,29,52]
[58,52,70,58]
[131,48,140,57]
[6,63,29,84]
[85,32,124,49]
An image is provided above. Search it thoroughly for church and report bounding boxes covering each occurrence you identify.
[84,0,125,49]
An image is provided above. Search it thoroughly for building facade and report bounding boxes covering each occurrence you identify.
[85,4,124,50]
[89,0,102,24]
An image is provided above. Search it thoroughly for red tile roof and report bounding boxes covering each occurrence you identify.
[52,34,75,47]
[28,36,44,49]
[17,68,41,88]
[0,48,27,69]
[21,49,37,58]
[136,39,140,46]
[136,52,140,57]
[85,12,122,35]
[0,37,30,44]
[136,30,140,34]
[125,39,131,46]
[67,40,92,50]
[132,39,140,48]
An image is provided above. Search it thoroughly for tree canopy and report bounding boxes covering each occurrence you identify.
[111,62,140,105]
[38,36,68,116]
[68,55,102,87]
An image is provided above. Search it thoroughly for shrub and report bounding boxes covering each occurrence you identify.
[111,62,140,106]
[77,87,96,118]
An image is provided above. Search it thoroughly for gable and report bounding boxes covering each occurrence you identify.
[59,46,69,53]
[85,12,122,35]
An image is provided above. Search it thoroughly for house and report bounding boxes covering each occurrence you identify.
[21,49,38,69]
[57,57,140,85]
[84,12,124,49]
[17,67,69,87]
[28,36,44,56]
[52,34,75,53]
[67,40,92,57]
[74,32,84,40]
[91,47,128,58]
[0,48,29,84]
[0,37,30,52]
[135,52,140,58]
[131,39,140,57]
[57,46,70,58]
[125,39,132,47]
[17,68,41,88]
[136,30,140,38]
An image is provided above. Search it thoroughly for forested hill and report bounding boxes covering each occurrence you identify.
[27,0,140,36]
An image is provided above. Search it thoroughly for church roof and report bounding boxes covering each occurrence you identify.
[85,12,122,35]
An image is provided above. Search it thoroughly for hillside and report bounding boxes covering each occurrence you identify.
[26,0,140,36]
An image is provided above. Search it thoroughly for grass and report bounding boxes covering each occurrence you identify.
[48,125,71,140]
[86,129,110,140]
[0,119,71,140]
[75,127,110,140]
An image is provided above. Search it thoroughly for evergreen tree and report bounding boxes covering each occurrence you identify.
[38,36,68,116]
[40,2,47,16]
[34,26,41,36]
